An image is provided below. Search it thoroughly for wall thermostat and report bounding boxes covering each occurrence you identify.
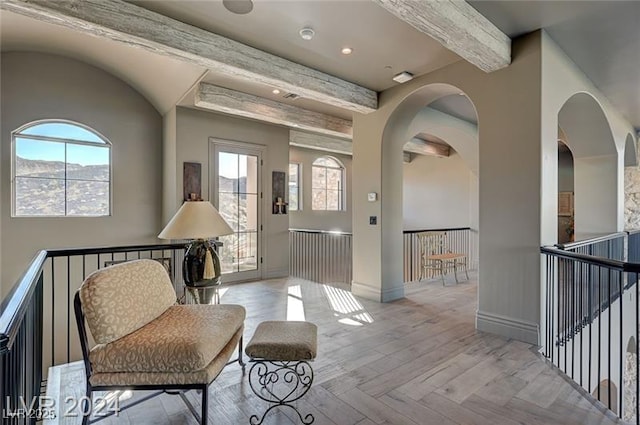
[367,192,377,202]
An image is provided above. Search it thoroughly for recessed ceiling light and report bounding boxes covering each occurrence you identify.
[392,71,414,84]
[299,28,315,41]
[222,0,253,15]
[341,47,353,55]
[272,89,281,95]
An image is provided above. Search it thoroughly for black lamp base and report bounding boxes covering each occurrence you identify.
[183,239,222,292]
[186,285,219,304]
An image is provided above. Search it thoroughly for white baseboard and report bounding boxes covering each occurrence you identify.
[351,281,404,302]
[476,310,539,345]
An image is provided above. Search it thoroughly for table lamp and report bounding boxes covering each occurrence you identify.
[159,200,233,302]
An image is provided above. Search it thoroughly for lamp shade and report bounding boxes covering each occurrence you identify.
[158,201,233,240]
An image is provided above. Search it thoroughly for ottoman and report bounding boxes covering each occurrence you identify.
[245,321,318,424]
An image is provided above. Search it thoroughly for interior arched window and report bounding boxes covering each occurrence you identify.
[12,121,111,217]
[312,156,344,211]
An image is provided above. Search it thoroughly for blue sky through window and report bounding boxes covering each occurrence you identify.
[16,123,109,166]
[21,122,104,143]
[15,138,64,162]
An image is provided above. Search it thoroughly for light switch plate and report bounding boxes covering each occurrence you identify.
[367,192,377,202]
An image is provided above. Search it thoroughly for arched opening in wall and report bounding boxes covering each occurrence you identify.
[557,139,575,244]
[624,133,637,168]
[624,336,637,422]
[624,133,640,230]
[592,379,619,414]
[382,84,478,309]
[557,93,618,237]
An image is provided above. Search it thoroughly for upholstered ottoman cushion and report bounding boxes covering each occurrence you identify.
[245,321,317,361]
[90,304,245,373]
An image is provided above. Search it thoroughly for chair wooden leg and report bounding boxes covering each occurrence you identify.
[440,260,445,286]
[201,386,208,425]
[453,259,459,284]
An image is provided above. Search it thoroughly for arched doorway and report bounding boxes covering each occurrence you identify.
[369,84,480,301]
[557,93,618,236]
[557,139,574,244]
[401,96,479,285]
[351,40,545,344]
[624,133,637,168]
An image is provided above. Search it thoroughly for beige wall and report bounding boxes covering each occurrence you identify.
[162,107,178,224]
[403,152,473,231]
[173,107,290,278]
[289,146,352,232]
[0,52,163,295]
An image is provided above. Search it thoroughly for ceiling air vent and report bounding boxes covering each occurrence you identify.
[283,93,300,100]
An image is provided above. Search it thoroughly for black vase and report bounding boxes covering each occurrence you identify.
[183,239,222,288]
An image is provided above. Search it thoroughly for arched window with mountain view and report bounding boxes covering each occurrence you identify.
[12,120,111,217]
[311,156,344,211]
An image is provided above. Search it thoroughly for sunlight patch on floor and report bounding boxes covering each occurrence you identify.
[322,285,374,326]
[287,285,306,321]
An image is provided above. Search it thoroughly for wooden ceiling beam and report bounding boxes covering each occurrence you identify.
[372,0,511,72]
[404,137,450,157]
[1,0,378,113]
[290,130,353,156]
[290,131,451,159]
[200,82,456,158]
[196,84,353,140]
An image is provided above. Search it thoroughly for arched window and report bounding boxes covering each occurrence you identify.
[12,120,111,217]
[312,156,344,211]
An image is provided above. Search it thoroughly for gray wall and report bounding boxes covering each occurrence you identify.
[558,149,575,192]
[403,152,473,230]
[289,146,352,232]
[174,107,290,278]
[1,52,163,295]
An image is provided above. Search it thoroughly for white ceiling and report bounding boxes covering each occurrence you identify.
[128,0,462,92]
[1,0,638,132]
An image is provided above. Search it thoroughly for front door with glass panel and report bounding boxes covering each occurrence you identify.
[212,142,262,282]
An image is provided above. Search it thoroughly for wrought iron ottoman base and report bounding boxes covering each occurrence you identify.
[248,359,314,425]
[245,321,318,425]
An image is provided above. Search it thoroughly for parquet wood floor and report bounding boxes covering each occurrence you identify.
[49,275,622,424]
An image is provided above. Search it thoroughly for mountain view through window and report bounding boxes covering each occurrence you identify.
[13,122,110,217]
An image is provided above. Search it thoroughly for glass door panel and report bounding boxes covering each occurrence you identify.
[213,145,261,282]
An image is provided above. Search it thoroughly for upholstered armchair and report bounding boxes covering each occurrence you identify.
[74,259,245,425]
